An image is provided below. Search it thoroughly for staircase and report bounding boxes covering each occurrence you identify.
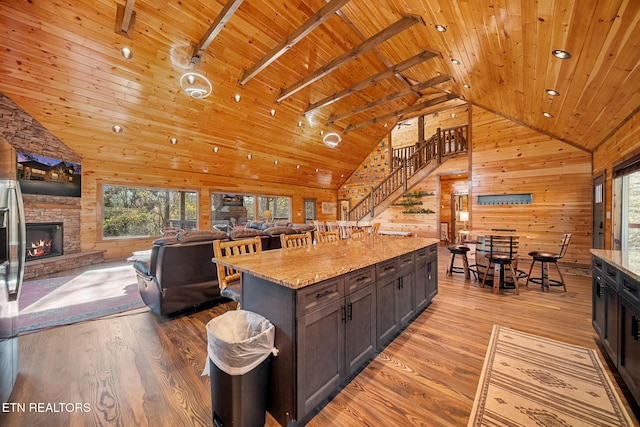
[349,125,469,222]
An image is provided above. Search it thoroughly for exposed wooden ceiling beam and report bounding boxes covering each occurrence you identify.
[191,0,245,63]
[343,93,459,134]
[238,0,350,86]
[114,0,136,38]
[305,49,441,114]
[275,14,424,103]
[327,74,453,124]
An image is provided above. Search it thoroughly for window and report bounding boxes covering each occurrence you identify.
[612,155,640,251]
[211,192,291,228]
[102,185,197,238]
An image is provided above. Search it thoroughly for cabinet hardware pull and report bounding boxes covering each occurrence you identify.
[623,285,637,294]
[316,290,331,298]
[633,315,639,341]
[356,276,368,282]
[384,266,394,271]
[342,305,346,323]
[348,303,353,321]
[596,281,601,297]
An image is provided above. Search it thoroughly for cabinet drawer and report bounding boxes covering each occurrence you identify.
[297,277,344,317]
[604,262,619,288]
[427,243,438,257]
[592,256,604,274]
[398,252,414,270]
[414,247,427,262]
[345,266,375,295]
[621,273,640,308]
[377,258,398,279]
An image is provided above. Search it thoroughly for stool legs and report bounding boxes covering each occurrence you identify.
[447,252,470,279]
[480,261,519,295]
[526,259,567,292]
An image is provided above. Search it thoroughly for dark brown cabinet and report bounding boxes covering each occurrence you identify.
[592,254,640,405]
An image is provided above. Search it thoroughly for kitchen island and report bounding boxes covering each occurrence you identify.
[213,235,439,426]
[591,249,640,407]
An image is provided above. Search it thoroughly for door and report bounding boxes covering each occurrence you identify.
[303,198,316,223]
[593,173,605,249]
[345,285,376,376]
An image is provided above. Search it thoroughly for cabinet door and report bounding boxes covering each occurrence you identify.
[345,285,376,376]
[592,275,606,339]
[426,256,438,300]
[397,268,415,328]
[414,258,428,312]
[604,282,619,363]
[377,275,398,346]
[618,296,640,404]
[297,300,345,416]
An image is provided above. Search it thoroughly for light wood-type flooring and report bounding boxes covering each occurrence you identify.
[1,247,639,426]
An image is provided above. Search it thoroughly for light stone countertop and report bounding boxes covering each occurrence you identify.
[591,249,640,282]
[213,235,439,289]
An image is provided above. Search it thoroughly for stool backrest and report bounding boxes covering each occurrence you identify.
[213,236,262,291]
[281,232,313,248]
[317,230,340,243]
[558,233,572,259]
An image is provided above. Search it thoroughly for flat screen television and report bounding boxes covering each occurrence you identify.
[17,152,81,197]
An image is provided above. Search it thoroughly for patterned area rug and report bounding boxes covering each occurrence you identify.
[18,264,146,334]
[468,325,634,426]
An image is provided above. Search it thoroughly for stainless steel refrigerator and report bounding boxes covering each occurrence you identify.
[0,139,26,404]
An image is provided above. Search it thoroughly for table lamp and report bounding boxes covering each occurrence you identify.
[263,209,272,222]
[459,211,469,228]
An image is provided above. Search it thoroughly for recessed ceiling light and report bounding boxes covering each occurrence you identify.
[552,49,572,59]
[297,121,303,127]
[320,130,324,136]
[234,94,241,102]
[435,24,447,32]
[542,112,554,118]
[270,109,276,116]
[274,160,279,165]
[120,47,132,59]
[296,164,300,169]
[451,58,461,65]
[169,137,178,145]
[112,125,123,133]
[213,147,219,153]
[383,123,388,128]
[451,113,456,118]
[463,83,471,89]
[315,168,319,173]
[247,154,252,160]
[546,89,560,96]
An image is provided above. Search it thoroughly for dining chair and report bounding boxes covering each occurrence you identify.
[338,220,357,239]
[325,221,339,233]
[526,233,571,292]
[479,234,520,294]
[349,228,366,240]
[317,230,340,243]
[312,220,326,233]
[281,232,313,248]
[213,236,263,307]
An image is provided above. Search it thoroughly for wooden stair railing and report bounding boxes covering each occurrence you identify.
[350,124,468,221]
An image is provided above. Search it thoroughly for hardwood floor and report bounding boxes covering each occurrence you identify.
[1,247,638,426]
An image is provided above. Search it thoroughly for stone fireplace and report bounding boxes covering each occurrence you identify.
[26,222,63,261]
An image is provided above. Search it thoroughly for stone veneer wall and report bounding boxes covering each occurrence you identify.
[2,93,104,277]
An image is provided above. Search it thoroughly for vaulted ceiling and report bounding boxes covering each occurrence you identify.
[1,0,638,190]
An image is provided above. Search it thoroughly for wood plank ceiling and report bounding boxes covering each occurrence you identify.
[1,0,639,190]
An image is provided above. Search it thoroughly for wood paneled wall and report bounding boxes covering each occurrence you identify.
[80,158,337,260]
[471,105,593,266]
[593,113,640,249]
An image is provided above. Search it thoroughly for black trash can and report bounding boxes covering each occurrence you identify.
[205,310,276,427]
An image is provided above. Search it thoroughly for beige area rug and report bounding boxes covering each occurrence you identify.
[468,325,634,426]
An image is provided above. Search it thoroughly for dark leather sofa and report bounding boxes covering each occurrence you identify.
[133,229,229,316]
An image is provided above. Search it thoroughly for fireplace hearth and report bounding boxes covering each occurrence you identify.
[26,222,63,261]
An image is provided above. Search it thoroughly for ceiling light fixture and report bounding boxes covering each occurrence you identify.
[297,121,303,127]
[247,154,252,160]
[112,125,123,133]
[213,147,219,153]
[120,47,133,59]
[180,72,212,98]
[451,58,461,65]
[463,84,471,89]
[542,112,554,118]
[234,94,241,102]
[270,109,276,116]
[451,113,456,118]
[435,24,447,32]
[315,168,319,173]
[323,132,341,148]
[296,164,300,169]
[169,137,178,145]
[552,49,572,59]
[546,89,560,96]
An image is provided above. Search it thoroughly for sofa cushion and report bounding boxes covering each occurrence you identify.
[153,236,179,246]
[264,226,298,236]
[260,222,275,230]
[247,220,264,230]
[230,228,267,239]
[177,229,228,243]
[275,221,292,227]
[291,224,315,232]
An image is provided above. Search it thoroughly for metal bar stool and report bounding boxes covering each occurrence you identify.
[526,233,571,292]
[480,235,520,295]
[446,243,471,279]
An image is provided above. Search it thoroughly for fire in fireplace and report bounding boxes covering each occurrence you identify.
[26,222,63,261]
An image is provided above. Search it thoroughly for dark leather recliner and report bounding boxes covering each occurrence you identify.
[133,230,229,315]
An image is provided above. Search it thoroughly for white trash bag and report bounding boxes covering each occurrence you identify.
[202,310,278,376]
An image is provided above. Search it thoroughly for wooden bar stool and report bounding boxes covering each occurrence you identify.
[526,233,571,292]
[480,235,520,295]
[446,244,471,279]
